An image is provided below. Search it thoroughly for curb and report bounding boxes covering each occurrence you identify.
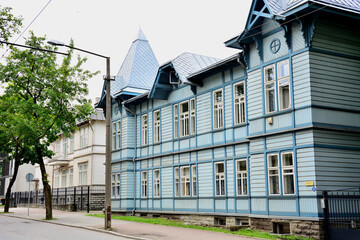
[2,213,152,240]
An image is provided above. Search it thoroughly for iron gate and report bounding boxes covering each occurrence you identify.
[323,188,360,240]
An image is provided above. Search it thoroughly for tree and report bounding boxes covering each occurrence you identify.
[0,5,22,43]
[0,32,97,219]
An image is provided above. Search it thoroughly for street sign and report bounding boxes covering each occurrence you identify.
[25,173,34,182]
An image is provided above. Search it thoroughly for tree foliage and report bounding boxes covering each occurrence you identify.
[0,5,22,42]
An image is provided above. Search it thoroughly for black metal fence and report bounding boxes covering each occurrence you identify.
[323,187,360,240]
[10,185,105,212]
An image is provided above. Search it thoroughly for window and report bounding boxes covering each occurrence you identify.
[70,135,74,153]
[61,169,67,187]
[213,90,223,129]
[277,60,290,110]
[268,154,280,195]
[142,115,148,145]
[154,110,160,143]
[192,165,197,196]
[174,104,178,139]
[190,98,195,135]
[69,167,73,186]
[180,101,189,137]
[153,169,160,197]
[63,138,68,159]
[78,163,87,185]
[111,174,116,198]
[80,127,88,148]
[215,162,225,196]
[55,140,60,155]
[265,65,276,113]
[54,170,59,188]
[234,83,246,125]
[116,173,120,197]
[112,122,116,150]
[141,171,147,198]
[174,167,179,197]
[116,120,121,149]
[236,159,247,195]
[282,152,294,195]
[181,166,190,197]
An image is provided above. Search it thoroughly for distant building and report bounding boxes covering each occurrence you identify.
[0,153,11,203]
[97,1,360,239]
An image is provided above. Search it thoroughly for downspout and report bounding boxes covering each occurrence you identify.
[122,102,137,216]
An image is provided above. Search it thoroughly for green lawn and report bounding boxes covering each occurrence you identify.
[87,214,313,240]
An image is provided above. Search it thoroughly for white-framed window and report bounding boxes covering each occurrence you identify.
[215,162,225,196]
[277,60,291,111]
[69,167,73,186]
[174,167,179,197]
[55,140,60,155]
[236,159,247,196]
[70,135,74,153]
[78,163,88,185]
[116,173,120,197]
[213,89,223,129]
[154,110,161,143]
[153,169,160,197]
[61,169,67,187]
[180,101,189,137]
[282,152,295,195]
[111,174,116,198]
[63,138,68,159]
[54,169,59,188]
[234,82,246,125]
[116,120,121,149]
[142,114,148,145]
[264,65,276,113]
[190,98,195,135]
[174,104,178,139]
[192,165,197,196]
[112,122,116,150]
[181,166,191,197]
[268,154,280,195]
[80,127,89,148]
[141,171,147,198]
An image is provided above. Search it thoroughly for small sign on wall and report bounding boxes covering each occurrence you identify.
[305,181,314,186]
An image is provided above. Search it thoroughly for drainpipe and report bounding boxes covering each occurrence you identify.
[122,102,137,216]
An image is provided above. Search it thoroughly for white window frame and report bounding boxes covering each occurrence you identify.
[116,120,121,149]
[190,98,195,135]
[174,104,178,139]
[80,127,88,148]
[213,89,223,129]
[63,138,68,159]
[236,159,248,196]
[154,110,161,143]
[111,174,116,198]
[115,173,120,197]
[61,169,67,188]
[141,171,147,198]
[264,64,276,114]
[268,154,280,195]
[215,162,225,196]
[54,169,59,188]
[277,60,291,111]
[70,135,74,153]
[174,167,179,197]
[153,169,160,197]
[282,152,295,195]
[142,114,148,145]
[192,165,197,197]
[69,167,73,187]
[55,140,60,155]
[112,122,116,150]
[180,166,191,197]
[180,101,189,137]
[78,163,88,186]
[234,82,246,125]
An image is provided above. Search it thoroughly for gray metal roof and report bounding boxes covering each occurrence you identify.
[266,0,360,15]
[170,52,220,84]
[111,29,159,96]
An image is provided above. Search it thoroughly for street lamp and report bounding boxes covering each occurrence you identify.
[48,40,114,230]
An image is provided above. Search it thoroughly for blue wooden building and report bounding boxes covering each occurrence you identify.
[97,1,360,238]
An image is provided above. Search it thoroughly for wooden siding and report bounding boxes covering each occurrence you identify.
[263,30,288,63]
[297,147,316,195]
[196,93,212,134]
[292,22,305,52]
[249,43,260,69]
[292,52,311,108]
[198,162,213,197]
[247,69,263,119]
[250,154,266,196]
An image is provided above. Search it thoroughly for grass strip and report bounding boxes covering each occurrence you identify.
[87,214,312,240]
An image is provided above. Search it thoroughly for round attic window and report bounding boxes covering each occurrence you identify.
[270,38,281,54]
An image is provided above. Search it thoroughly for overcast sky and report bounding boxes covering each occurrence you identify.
[1,0,252,101]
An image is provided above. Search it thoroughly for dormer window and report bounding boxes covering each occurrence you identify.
[169,71,180,84]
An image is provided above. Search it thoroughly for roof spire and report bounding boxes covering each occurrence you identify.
[135,27,147,42]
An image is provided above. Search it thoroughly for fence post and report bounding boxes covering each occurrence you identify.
[87,186,90,213]
[323,191,330,240]
[65,188,67,205]
[73,187,77,211]
[80,187,83,211]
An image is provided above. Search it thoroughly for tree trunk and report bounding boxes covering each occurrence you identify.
[4,158,20,212]
[35,145,52,220]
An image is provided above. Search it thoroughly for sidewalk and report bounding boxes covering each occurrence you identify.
[1,207,258,240]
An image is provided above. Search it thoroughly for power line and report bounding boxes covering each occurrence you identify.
[0,0,53,59]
